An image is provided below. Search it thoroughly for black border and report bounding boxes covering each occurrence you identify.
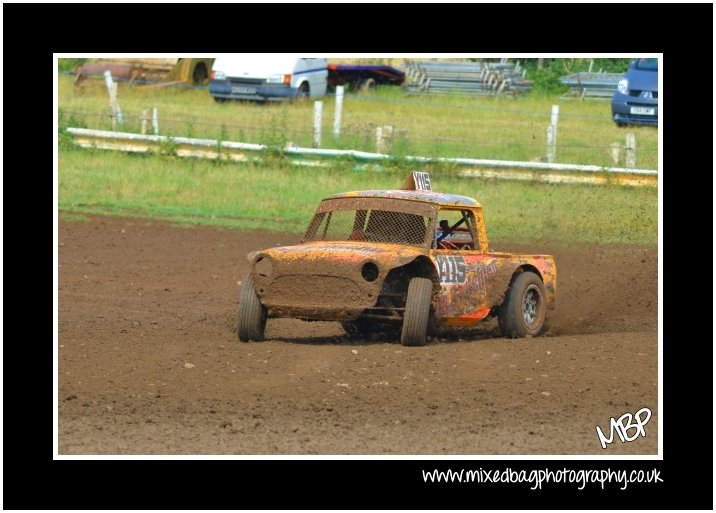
[3,2,712,510]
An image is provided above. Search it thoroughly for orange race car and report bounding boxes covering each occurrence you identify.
[237,172,556,346]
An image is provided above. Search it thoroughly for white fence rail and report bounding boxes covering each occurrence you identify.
[65,128,658,187]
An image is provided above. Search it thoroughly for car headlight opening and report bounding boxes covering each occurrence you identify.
[617,79,629,95]
[255,256,273,278]
[361,262,379,282]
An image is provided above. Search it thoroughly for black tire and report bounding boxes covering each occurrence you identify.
[297,82,310,99]
[359,78,377,94]
[498,272,546,338]
[400,277,433,346]
[237,274,266,342]
[192,62,208,84]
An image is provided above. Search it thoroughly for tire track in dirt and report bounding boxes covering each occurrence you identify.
[59,215,657,454]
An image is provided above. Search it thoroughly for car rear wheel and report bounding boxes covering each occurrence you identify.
[237,274,266,342]
[400,277,433,346]
[498,271,546,338]
[359,78,376,93]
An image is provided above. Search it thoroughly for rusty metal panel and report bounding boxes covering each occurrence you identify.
[251,242,427,321]
[432,254,508,326]
[431,252,557,327]
[78,62,134,80]
[76,58,214,85]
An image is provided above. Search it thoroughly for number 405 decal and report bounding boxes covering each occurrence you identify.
[435,255,466,284]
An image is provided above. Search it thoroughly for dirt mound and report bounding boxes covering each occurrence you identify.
[59,215,658,454]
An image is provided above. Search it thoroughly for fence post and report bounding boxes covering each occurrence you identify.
[141,109,150,135]
[152,107,159,135]
[313,100,323,148]
[110,83,120,130]
[546,126,556,163]
[375,126,384,153]
[625,132,637,168]
[103,70,113,93]
[103,71,123,126]
[376,125,394,154]
[383,125,394,153]
[550,104,560,128]
[546,104,559,163]
[333,85,344,139]
[610,143,621,165]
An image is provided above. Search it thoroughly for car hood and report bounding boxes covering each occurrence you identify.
[249,241,428,267]
[625,68,658,91]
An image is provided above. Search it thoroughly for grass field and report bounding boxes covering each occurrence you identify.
[58,147,657,246]
[59,74,658,169]
[58,68,658,246]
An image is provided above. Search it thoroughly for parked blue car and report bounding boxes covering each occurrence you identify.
[611,58,658,127]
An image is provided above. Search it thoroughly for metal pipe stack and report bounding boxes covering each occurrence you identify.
[404,60,533,96]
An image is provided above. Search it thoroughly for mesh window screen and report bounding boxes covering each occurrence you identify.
[305,209,429,246]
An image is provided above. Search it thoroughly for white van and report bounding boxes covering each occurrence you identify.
[209,55,328,102]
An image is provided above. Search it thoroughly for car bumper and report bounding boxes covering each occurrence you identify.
[611,92,658,126]
[209,79,298,101]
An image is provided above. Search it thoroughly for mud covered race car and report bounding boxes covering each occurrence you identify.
[237,172,556,346]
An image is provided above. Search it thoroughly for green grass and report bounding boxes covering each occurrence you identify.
[59,74,658,169]
[59,211,89,222]
[58,147,657,246]
[58,70,658,246]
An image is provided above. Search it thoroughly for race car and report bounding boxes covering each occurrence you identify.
[237,172,556,346]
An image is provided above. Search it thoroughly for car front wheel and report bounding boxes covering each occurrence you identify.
[400,277,433,346]
[297,82,310,99]
[237,274,267,342]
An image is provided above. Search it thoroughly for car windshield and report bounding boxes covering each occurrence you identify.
[634,58,658,71]
[303,197,435,247]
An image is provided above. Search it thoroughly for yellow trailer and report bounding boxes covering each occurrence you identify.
[75,58,215,86]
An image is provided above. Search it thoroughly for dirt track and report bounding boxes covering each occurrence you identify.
[58,215,658,455]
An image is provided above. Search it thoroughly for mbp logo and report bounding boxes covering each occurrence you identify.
[596,407,652,449]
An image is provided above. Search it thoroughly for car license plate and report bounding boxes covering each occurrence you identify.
[231,86,255,94]
[630,106,655,115]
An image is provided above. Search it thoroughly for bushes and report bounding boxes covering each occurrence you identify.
[58,58,88,73]
[522,58,633,95]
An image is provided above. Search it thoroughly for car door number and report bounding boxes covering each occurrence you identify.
[436,255,466,284]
